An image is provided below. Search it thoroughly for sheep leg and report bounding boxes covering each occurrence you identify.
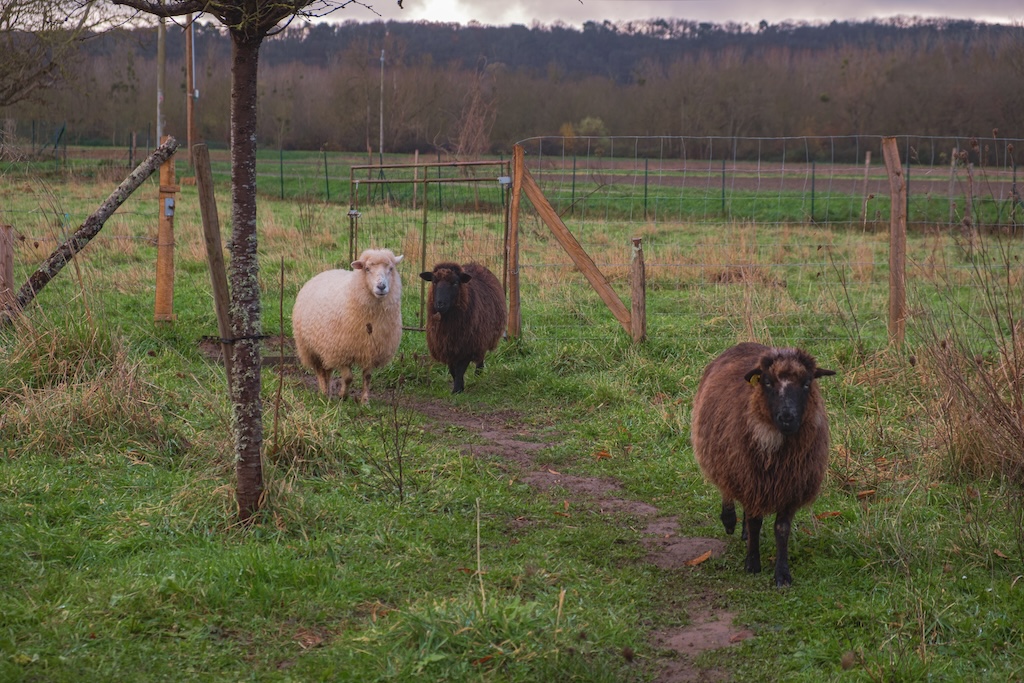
[359,368,373,405]
[449,360,471,393]
[773,511,795,587]
[339,367,354,401]
[744,515,763,574]
[316,369,333,397]
[720,500,737,535]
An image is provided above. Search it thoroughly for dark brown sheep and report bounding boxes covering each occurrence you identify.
[419,262,507,393]
[691,342,835,587]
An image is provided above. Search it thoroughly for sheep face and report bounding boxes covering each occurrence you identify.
[353,252,403,299]
[420,264,472,315]
[744,351,835,436]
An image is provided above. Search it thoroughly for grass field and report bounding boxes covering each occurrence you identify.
[8,142,1023,231]
[1,155,1023,682]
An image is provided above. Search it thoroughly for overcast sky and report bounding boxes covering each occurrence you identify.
[364,1,1023,28]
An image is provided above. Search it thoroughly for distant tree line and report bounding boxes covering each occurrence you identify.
[4,17,1024,159]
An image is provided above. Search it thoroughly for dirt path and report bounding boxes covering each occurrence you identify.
[403,397,753,683]
[203,337,753,679]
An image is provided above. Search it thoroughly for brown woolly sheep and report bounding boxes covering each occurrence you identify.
[691,342,835,587]
[419,262,507,394]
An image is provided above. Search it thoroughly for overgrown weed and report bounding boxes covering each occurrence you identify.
[911,231,1024,485]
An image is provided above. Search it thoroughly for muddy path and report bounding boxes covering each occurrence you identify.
[403,397,752,683]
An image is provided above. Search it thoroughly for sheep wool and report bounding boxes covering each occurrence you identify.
[691,342,835,587]
[420,261,507,393]
[292,248,403,404]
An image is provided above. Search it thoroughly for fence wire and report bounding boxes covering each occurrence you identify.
[2,134,1022,359]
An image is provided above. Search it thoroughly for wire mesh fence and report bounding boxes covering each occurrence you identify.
[503,135,1024,355]
[2,133,1022,361]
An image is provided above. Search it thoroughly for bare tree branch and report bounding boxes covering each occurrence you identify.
[1,137,180,326]
[107,0,379,34]
[0,0,135,106]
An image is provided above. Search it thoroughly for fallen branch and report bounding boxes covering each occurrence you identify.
[1,137,179,326]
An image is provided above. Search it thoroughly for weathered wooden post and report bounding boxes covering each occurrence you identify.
[192,143,233,393]
[507,145,524,339]
[154,135,179,322]
[630,238,647,343]
[881,136,907,345]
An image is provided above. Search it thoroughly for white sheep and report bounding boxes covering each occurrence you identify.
[291,248,404,404]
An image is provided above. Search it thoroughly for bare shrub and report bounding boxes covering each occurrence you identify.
[363,379,420,502]
[912,232,1024,485]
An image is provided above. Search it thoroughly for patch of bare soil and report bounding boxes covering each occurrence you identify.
[400,395,752,683]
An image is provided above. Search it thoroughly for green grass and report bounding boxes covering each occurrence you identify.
[8,145,1021,232]
[2,166,1024,682]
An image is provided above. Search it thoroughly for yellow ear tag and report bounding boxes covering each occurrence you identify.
[748,373,761,387]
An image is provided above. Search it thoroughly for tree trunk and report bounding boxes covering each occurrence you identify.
[229,33,265,524]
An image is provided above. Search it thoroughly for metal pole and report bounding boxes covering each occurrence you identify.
[721,157,726,216]
[571,153,576,216]
[644,157,649,220]
[379,49,384,166]
[185,14,197,169]
[811,160,816,222]
[323,147,330,201]
[156,16,166,142]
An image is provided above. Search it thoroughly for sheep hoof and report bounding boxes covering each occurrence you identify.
[774,572,792,587]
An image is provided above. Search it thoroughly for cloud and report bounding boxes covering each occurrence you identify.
[380,0,1023,28]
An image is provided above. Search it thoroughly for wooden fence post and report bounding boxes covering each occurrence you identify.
[881,136,907,345]
[507,145,523,338]
[192,143,234,393]
[0,223,13,310]
[154,135,179,322]
[630,237,647,343]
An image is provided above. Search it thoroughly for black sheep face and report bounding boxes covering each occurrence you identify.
[420,267,472,315]
[744,353,835,435]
